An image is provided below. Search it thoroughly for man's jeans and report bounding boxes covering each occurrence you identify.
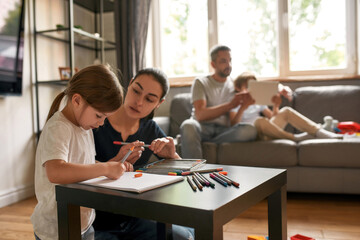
[180,118,257,158]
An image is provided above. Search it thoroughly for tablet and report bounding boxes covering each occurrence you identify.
[248,80,279,105]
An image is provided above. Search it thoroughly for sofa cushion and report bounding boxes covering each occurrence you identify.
[298,138,360,168]
[293,85,360,124]
[169,93,192,137]
[217,139,298,167]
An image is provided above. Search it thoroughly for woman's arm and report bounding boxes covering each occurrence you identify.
[45,159,126,184]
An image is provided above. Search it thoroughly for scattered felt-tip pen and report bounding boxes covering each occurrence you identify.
[219,172,240,187]
[181,167,223,176]
[209,173,228,187]
[192,175,203,191]
[186,176,197,191]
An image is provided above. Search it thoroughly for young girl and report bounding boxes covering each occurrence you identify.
[233,72,343,141]
[93,68,194,240]
[31,64,130,240]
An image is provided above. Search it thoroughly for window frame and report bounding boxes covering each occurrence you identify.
[147,0,358,84]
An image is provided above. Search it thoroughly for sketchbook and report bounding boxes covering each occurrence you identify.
[248,80,279,105]
[142,158,206,174]
[79,172,184,193]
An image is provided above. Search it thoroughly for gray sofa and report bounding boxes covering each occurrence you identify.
[154,85,360,194]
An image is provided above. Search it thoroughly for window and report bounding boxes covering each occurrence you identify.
[147,0,357,80]
[147,0,209,77]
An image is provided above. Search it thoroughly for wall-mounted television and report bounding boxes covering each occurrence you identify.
[0,0,24,96]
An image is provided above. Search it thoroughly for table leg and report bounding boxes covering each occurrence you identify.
[195,224,223,240]
[267,185,287,240]
[57,202,81,240]
[157,222,172,240]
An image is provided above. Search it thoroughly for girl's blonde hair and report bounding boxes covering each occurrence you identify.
[234,72,257,90]
[46,64,123,121]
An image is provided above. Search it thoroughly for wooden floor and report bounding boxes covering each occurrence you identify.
[0,193,359,240]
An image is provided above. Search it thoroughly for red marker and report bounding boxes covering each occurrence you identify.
[113,141,150,148]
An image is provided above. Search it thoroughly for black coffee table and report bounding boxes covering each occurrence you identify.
[56,164,287,240]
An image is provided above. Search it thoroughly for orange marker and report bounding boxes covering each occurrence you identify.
[219,171,228,175]
[121,146,135,163]
[168,172,177,176]
[134,173,142,178]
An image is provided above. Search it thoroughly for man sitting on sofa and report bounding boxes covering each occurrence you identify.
[180,45,257,158]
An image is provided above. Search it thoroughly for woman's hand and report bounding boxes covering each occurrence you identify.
[149,137,180,159]
[123,161,134,172]
[110,140,145,164]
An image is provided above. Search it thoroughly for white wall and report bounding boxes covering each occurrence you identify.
[0,0,36,208]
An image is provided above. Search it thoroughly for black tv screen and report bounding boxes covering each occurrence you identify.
[0,0,24,95]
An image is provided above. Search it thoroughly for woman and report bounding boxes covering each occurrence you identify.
[93,68,193,240]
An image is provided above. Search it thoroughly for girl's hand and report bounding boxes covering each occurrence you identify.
[104,162,126,180]
[271,94,282,108]
[149,137,179,159]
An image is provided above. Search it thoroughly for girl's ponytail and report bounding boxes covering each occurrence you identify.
[45,64,123,122]
[46,91,66,122]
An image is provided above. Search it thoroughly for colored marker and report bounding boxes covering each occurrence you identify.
[181,167,224,176]
[134,173,142,178]
[194,172,208,186]
[192,175,203,191]
[213,172,232,185]
[210,173,228,187]
[168,172,177,176]
[121,146,135,163]
[200,173,215,188]
[219,173,240,187]
[113,141,150,148]
[186,176,197,191]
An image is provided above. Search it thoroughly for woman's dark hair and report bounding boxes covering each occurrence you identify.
[131,68,169,120]
[46,64,123,121]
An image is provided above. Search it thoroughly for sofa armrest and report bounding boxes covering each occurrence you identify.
[153,116,170,135]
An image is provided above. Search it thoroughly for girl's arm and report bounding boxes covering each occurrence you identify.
[150,137,180,159]
[263,94,282,118]
[230,94,255,126]
[45,159,126,184]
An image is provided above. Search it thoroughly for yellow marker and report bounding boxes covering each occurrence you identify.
[168,172,177,176]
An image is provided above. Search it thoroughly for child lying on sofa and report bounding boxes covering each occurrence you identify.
[232,72,343,141]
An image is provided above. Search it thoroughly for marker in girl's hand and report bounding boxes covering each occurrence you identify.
[121,146,135,163]
[113,141,150,148]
